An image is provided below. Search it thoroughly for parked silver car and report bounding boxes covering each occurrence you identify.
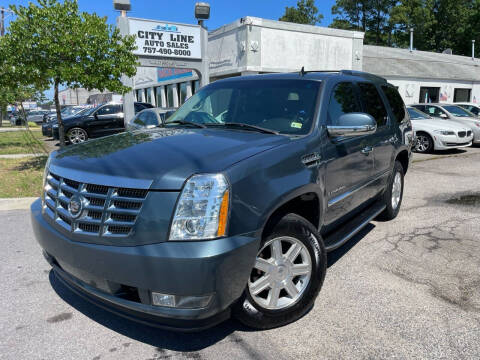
[127,107,177,131]
[411,103,480,145]
[26,110,49,124]
[455,103,480,117]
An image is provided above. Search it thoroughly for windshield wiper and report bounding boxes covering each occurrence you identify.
[213,122,279,135]
[165,119,206,128]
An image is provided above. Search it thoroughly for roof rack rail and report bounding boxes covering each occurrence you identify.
[295,69,387,82]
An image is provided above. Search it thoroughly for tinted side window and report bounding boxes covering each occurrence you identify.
[133,112,147,126]
[97,105,119,116]
[144,111,159,126]
[327,82,361,126]
[358,83,388,127]
[381,85,407,123]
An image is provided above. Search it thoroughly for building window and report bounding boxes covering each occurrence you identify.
[154,87,163,107]
[146,88,153,105]
[419,87,440,103]
[179,82,188,105]
[166,84,175,107]
[453,88,471,103]
[193,80,200,94]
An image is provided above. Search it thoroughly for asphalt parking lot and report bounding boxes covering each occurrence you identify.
[1,148,479,360]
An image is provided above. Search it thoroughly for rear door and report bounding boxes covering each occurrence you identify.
[323,81,375,225]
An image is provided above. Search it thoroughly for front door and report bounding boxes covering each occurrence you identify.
[89,104,123,137]
[357,82,395,182]
[323,81,375,225]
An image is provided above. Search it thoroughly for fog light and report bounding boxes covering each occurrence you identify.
[151,292,213,309]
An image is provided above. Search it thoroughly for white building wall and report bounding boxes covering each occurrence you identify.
[386,77,479,105]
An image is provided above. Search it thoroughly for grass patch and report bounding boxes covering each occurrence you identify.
[0,129,47,155]
[0,156,47,198]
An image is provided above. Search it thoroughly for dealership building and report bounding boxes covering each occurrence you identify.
[132,17,480,108]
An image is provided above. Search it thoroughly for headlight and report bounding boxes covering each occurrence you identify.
[434,130,455,135]
[52,124,58,129]
[169,174,230,241]
[41,156,51,206]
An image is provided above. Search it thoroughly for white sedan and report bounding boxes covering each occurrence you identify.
[407,107,473,153]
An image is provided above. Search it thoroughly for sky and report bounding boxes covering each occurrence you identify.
[2,0,337,99]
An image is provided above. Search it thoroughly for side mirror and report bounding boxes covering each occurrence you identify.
[327,113,377,137]
[439,113,448,119]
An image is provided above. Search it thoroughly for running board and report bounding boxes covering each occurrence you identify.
[324,201,386,252]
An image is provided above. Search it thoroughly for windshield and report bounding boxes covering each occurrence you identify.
[165,79,321,135]
[408,107,430,120]
[443,105,474,117]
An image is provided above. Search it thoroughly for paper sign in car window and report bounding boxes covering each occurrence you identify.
[291,122,302,129]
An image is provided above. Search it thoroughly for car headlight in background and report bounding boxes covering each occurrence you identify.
[52,124,58,129]
[169,173,230,241]
[434,130,455,135]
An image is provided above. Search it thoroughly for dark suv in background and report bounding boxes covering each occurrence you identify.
[32,70,412,331]
[52,102,153,144]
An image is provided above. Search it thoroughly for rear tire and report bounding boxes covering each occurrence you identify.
[66,127,88,144]
[232,214,326,329]
[378,160,404,221]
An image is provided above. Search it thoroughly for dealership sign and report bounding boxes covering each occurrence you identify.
[129,19,202,60]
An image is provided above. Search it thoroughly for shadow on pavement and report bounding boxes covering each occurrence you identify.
[48,271,246,352]
[327,223,375,268]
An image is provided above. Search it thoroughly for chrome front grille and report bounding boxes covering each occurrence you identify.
[43,171,147,237]
[458,131,466,138]
[467,130,472,137]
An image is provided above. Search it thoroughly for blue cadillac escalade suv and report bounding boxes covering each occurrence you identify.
[31,71,413,331]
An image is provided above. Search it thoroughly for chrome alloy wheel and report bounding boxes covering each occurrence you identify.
[67,128,87,144]
[391,171,402,210]
[415,135,430,153]
[248,236,312,311]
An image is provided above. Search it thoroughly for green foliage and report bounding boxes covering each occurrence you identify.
[1,0,138,145]
[331,0,480,55]
[279,0,324,25]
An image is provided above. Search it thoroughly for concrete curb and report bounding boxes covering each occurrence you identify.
[0,197,37,211]
[0,154,46,159]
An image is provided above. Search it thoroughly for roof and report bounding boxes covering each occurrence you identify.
[212,70,387,84]
[363,45,480,81]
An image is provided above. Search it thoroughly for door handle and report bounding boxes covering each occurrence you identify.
[361,146,373,155]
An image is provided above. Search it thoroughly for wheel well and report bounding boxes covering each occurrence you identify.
[262,192,320,239]
[396,150,409,174]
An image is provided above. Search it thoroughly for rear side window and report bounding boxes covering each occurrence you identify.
[381,85,407,123]
[358,83,388,127]
[327,82,361,126]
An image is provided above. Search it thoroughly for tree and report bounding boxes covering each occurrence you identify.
[3,0,138,147]
[0,37,48,128]
[279,0,323,25]
[330,0,396,46]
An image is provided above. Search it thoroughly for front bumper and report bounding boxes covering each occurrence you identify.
[433,134,473,150]
[31,199,259,331]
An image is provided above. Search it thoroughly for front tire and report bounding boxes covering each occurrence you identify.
[414,132,433,153]
[66,127,88,144]
[378,160,404,221]
[233,214,327,329]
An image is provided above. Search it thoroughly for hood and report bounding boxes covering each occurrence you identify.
[50,128,290,190]
[411,119,469,132]
[450,116,480,123]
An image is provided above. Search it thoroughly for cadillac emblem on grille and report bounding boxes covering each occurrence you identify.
[68,194,85,218]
